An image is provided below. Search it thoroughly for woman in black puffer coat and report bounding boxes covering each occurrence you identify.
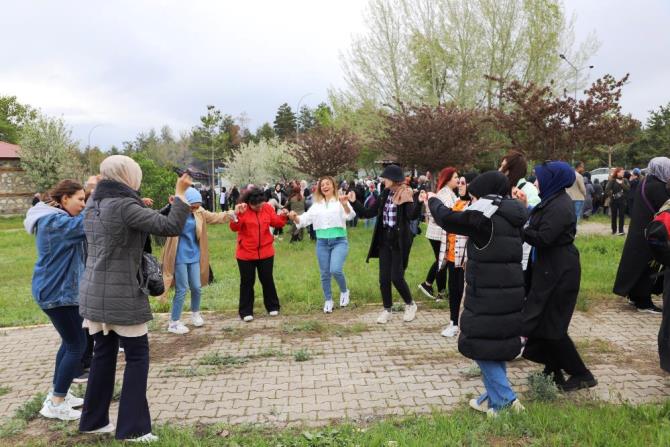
[521,161,596,392]
[425,171,527,416]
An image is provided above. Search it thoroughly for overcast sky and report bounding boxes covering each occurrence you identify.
[3,0,669,149]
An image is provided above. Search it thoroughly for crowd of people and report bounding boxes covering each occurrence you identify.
[23,152,670,440]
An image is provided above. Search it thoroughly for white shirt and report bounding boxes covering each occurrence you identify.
[296,198,356,230]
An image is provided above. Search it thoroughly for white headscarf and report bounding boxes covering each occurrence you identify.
[647,157,670,183]
[99,155,142,191]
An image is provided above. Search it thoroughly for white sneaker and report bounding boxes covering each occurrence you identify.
[403,302,418,322]
[269,310,279,316]
[129,433,159,443]
[167,320,190,335]
[243,315,254,322]
[469,398,489,413]
[39,398,82,421]
[45,391,84,408]
[323,300,334,314]
[339,290,350,307]
[191,312,204,327]
[377,309,391,324]
[82,423,115,434]
[441,321,459,337]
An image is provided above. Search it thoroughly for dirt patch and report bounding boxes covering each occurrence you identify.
[3,418,98,447]
[150,331,217,363]
[386,347,459,367]
[486,435,532,447]
[575,337,660,375]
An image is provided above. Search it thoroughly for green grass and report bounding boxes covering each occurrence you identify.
[0,385,10,397]
[5,401,670,446]
[293,348,312,362]
[0,221,623,327]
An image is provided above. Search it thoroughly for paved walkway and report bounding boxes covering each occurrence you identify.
[1,299,669,428]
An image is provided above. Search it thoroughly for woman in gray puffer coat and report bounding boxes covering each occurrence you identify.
[78,155,191,442]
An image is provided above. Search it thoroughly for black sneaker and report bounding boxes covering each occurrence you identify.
[72,372,89,384]
[637,304,663,315]
[417,282,435,299]
[558,373,597,392]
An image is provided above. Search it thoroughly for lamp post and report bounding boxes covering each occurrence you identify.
[87,124,103,149]
[559,54,594,100]
[296,92,312,135]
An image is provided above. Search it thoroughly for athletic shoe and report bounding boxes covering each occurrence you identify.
[558,373,598,392]
[128,433,159,443]
[403,302,418,322]
[191,312,204,327]
[45,391,84,409]
[435,292,445,302]
[637,304,663,315]
[469,398,488,413]
[39,399,81,421]
[339,290,350,307]
[82,423,115,434]
[323,300,334,314]
[441,321,459,337]
[72,372,88,384]
[486,399,524,418]
[618,232,626,236]
[167,320,189,335]
[243,315,254,322]
[269,310,279,316]
[377,309,391,324]
[417,282,435,299]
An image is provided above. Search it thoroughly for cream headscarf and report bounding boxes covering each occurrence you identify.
[100,155,142,191]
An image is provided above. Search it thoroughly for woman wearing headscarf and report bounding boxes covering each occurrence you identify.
[520,161,596,392]
[422,171,527,416]
[614,157,670,313]
[78,155,191,442]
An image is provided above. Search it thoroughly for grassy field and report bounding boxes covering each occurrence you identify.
[2,399,670,446]
[0,215,624,327]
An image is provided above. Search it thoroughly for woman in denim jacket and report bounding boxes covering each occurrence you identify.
[24,179,90,421]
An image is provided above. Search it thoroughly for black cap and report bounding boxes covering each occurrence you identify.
[380,164,405,183]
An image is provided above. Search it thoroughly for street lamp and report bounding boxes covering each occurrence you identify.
[87,124,104,149]
[559,54,594,100]
[296,92,313,135]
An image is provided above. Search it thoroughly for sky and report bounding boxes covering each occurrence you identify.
[3,0,670,149]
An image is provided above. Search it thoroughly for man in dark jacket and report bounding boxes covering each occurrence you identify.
[614,157,670,313]
[521,161,596,392]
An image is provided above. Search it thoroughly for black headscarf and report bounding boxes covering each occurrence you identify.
[468,171,509,199]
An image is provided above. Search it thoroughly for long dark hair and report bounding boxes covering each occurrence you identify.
[239,187,266,206]
[47,179,84,205]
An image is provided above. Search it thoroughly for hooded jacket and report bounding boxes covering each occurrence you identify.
[24,202,86,309]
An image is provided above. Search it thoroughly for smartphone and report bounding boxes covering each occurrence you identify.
[172,167,209,181]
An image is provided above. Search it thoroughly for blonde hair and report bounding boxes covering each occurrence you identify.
[100,155,142,190]
[313,176,338,203]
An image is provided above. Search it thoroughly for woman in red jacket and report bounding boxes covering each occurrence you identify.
[230,187,288,321]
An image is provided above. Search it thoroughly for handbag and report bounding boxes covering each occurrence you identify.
[141,252,165,296]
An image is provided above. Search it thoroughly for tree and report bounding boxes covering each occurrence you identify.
[297,106,316,133]
[225,141,269,186]
[264,139,300,183]
[191,105,236,186]
[293,127,360,179]
[255,122,276,142]
[625,103,670,167]
[18,113,85,192]
[378,103,486,172]
[314,103,334,127]
[0,95,37,144]
[130,152,176,208]
[273,103,297,140]
[490,74,639,161]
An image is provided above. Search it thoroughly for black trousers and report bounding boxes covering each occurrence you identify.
[79,331,151,440]
[610,199,626,233]
[379,229,413,309]
[237,257,280,318]
[447,262,464,323]
[523,335,590,377]
[425,239,447,292]
[81,329,94,370]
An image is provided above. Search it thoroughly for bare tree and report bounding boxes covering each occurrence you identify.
[293,127,360,179]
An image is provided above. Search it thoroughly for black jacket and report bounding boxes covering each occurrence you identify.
[614,175,670,298]
[352,188,422,268]
[522,191,580,340]
[429,195,527,361]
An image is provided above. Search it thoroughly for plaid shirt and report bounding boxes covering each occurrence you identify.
[382,191,397,227]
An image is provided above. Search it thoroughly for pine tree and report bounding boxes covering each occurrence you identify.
[273,103,296,140]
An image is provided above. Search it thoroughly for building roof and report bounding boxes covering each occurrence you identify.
[0,141,21,159]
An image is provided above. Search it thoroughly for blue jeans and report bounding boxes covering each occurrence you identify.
[475,360,517,411]
[43,306,87,397]
[316,237,349,301]
[364,217,377,228]
[574,200,584,223]
[172,262,201,321]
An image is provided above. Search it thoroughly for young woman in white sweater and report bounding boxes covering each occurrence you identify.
[289,176,356,313]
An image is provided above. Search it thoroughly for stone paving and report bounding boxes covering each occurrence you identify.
[1,299,669,428]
